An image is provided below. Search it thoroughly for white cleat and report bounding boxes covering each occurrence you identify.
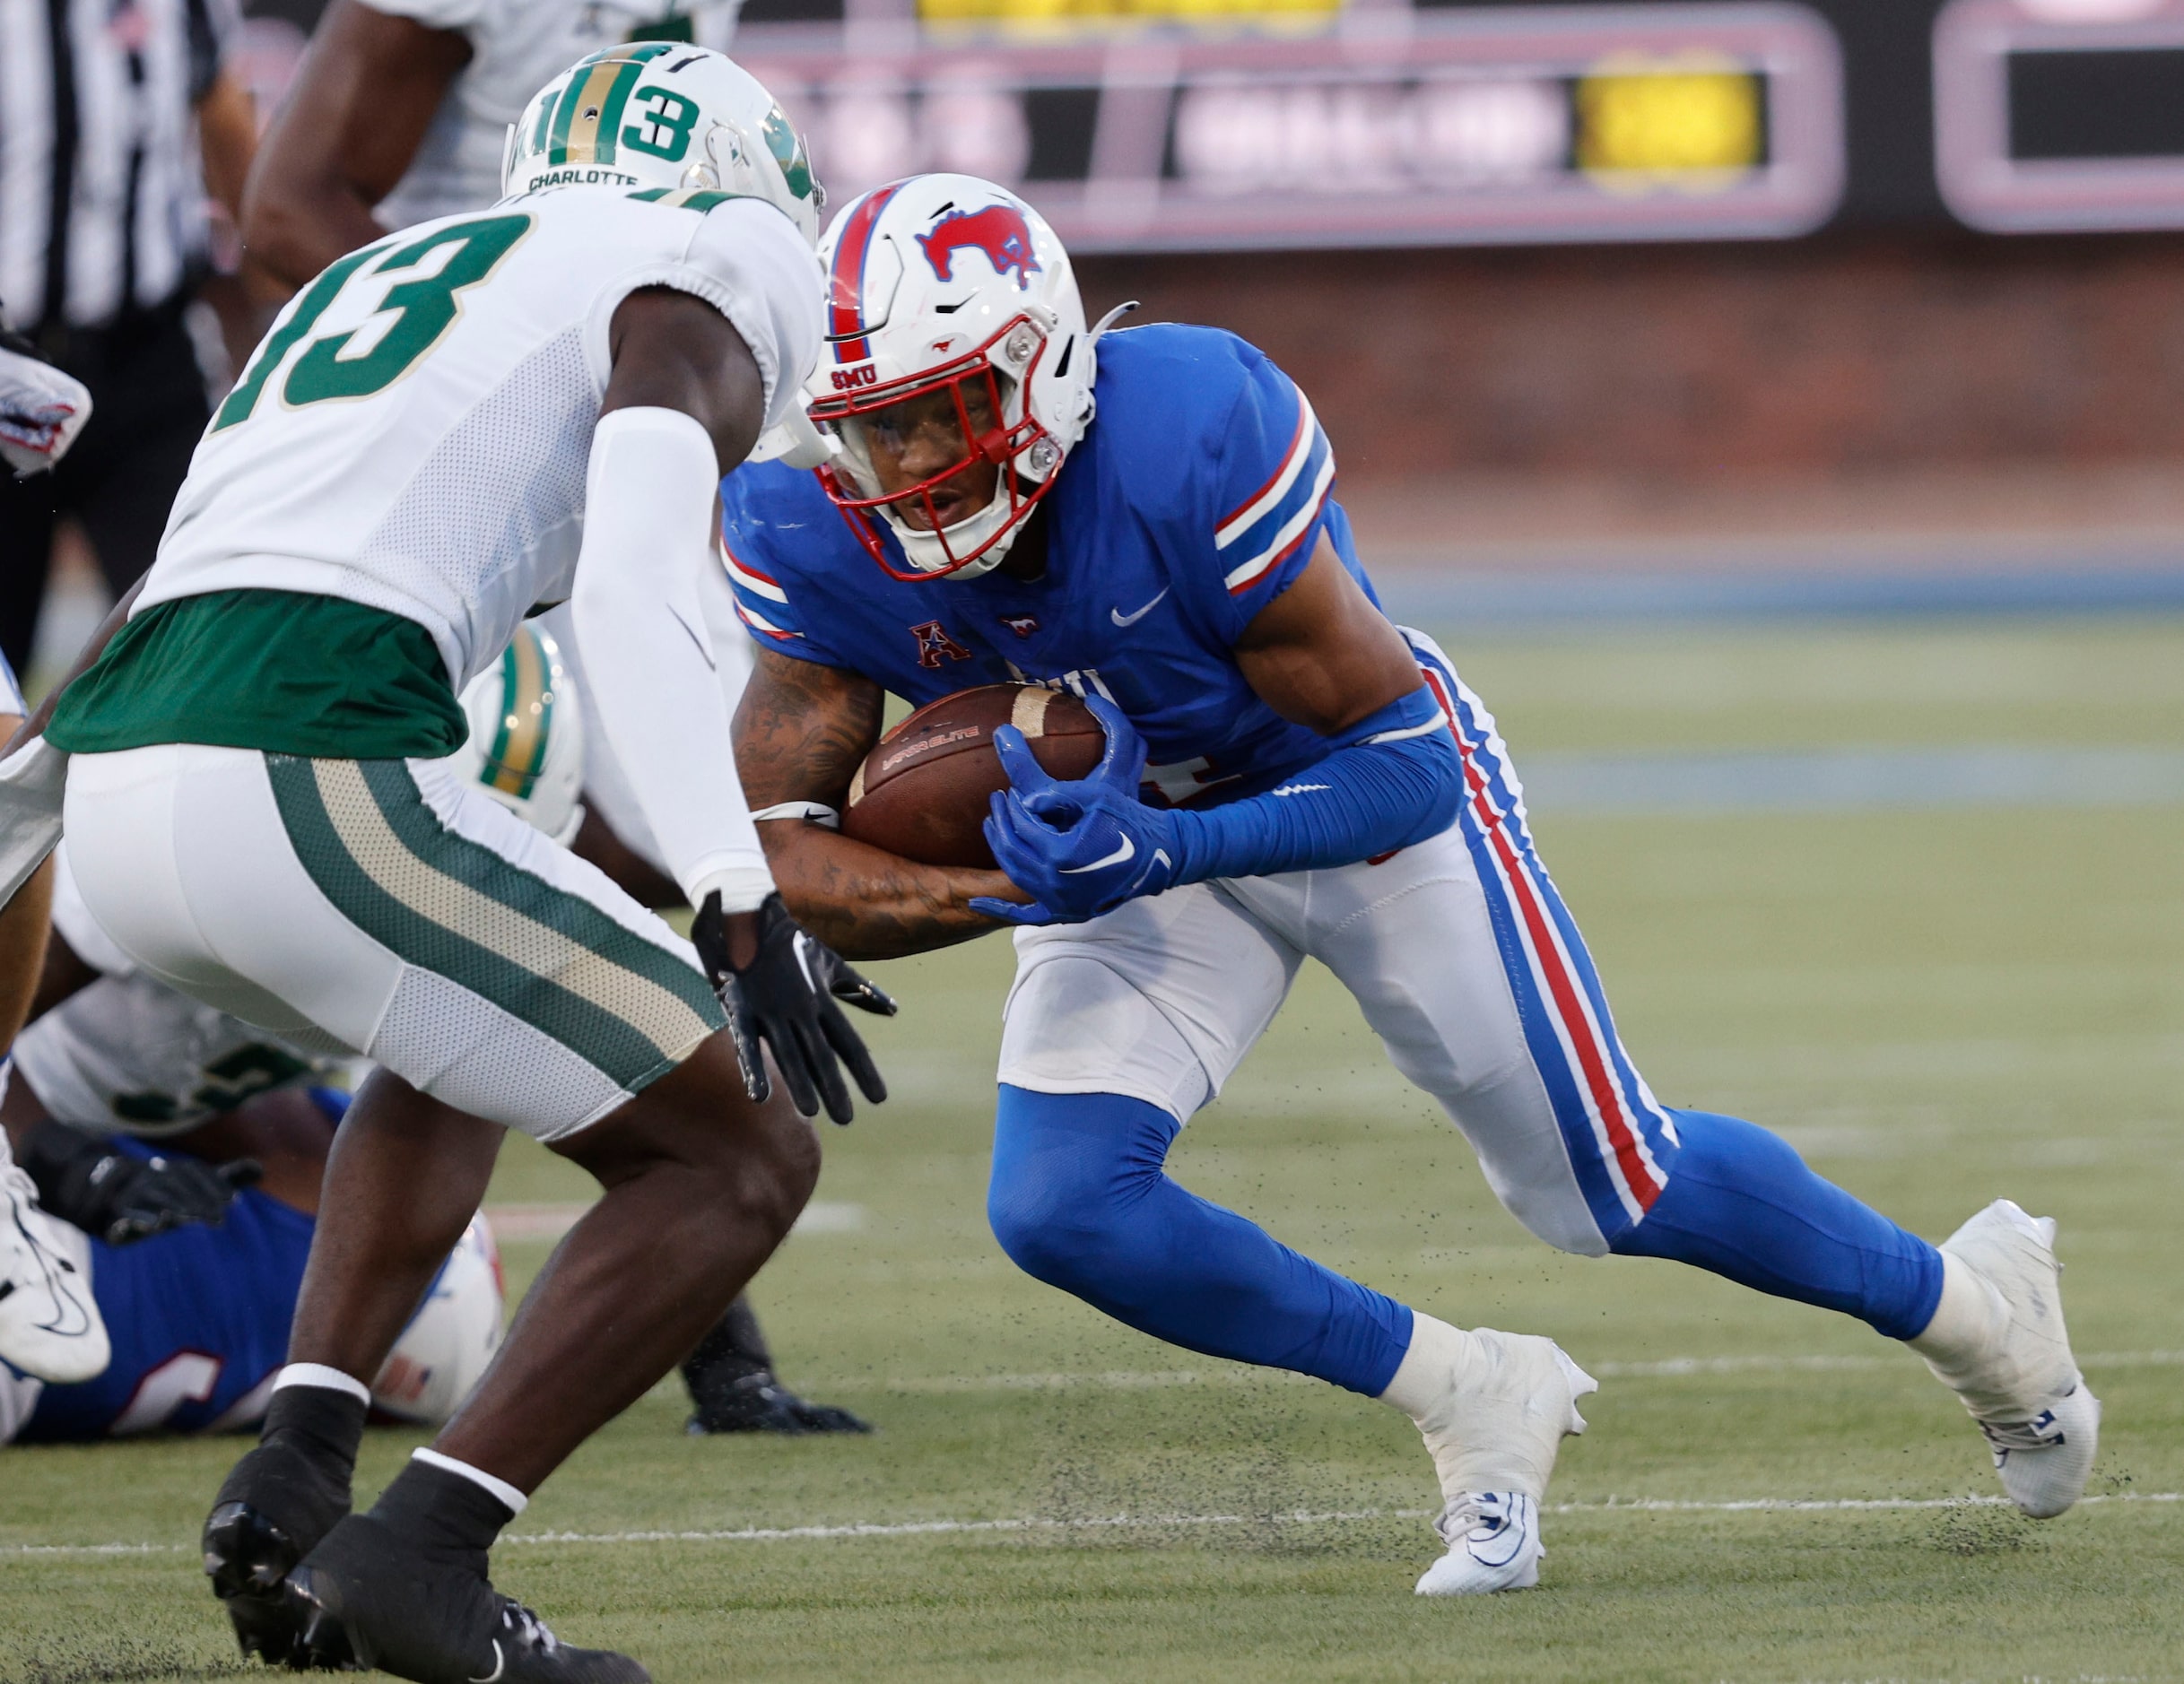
[1921,1200,2097,1519]
[0,1144,109,1385]
[1414,1492,1543,1595]
[1401,1324,1597,1596]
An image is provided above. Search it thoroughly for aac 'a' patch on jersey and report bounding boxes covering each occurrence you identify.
[718,324,1377,808]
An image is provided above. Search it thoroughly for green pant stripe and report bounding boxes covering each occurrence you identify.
[352,761,718,1020]
[266,757,721,1093]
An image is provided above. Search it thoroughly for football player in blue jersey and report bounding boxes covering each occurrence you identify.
[0,1080,505,1448]
[724,173,2099,1594]
[0,644,112,1390]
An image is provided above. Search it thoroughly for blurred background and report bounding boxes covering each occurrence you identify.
[13,0,2184,757]
[4,17,2180,1666]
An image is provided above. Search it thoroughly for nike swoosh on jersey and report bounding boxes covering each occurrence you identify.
[1109,587,1170,628]
[1061,833,1136,872]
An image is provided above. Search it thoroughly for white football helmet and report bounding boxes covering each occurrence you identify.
[805,174,1109,580]
[370,1214,505,1426]
[456,622,587,845]
[502,44,822,245]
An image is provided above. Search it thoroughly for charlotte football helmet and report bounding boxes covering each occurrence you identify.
[502,44,822,244]
[456,622,587,846]
[370,1214,505,1426]
[805,174,1117,580]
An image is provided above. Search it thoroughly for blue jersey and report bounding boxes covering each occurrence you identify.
[720,324,1375,808]
[13,1152,312,1442]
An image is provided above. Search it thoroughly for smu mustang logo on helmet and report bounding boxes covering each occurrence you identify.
[916,204,1040,291]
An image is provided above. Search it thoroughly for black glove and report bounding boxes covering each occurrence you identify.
[691,891,894,1125]
[18,1118,262,1245]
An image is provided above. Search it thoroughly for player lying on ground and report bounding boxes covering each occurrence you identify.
[725,174,2099,1596]
[0,342,106,1392]
[14,48,888,1684]
[1,1079,503,1445]
[0,645,111,1391]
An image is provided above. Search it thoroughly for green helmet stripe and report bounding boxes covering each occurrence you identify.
[545,74,589,167]
[482,629,553,803]
[483,640,521,792]
[550,52,674,169]
[589,61,648,166]
[554,64,616,167]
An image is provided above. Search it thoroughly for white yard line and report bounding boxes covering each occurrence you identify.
[834,1349,2184,1393]
[5,1493,2175,1562]
[10,1351,2171,1562]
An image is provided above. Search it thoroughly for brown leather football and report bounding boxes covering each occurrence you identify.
[841,683,1106,869]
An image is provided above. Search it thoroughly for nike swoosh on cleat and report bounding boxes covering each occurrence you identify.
[469,1640,505,1684]
[1109,588,1169,628]
[1061,834,1135,873]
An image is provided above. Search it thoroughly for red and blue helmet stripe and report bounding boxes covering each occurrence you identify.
[826,181,909,366]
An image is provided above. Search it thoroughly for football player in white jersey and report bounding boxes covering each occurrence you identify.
[22,46,887,1684]
[242,0,866,1444]
[243,0,744,287]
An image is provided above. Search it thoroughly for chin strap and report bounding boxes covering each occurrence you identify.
[751,405,838,470]
[1089,300,1138,342]
[881,481,1022,578]
[876,305,1136,578]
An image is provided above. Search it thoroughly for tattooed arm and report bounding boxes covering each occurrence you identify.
[733,647,1024,960]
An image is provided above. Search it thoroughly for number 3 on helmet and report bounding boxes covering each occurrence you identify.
[500,44,823,246]
[805,173,1125,581]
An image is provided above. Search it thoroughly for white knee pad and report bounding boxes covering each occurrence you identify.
[1472,1147,1614,1258]
[998,953,1210,1123]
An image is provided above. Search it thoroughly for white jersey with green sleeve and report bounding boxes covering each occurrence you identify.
[365,0,744,231]
[139,186,821,697]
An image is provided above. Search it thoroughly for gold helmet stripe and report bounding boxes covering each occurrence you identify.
[483,628,553,801]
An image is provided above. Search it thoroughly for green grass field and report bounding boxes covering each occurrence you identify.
[5,617,2182,1683]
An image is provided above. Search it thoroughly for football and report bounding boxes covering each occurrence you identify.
[840,683,1108,869]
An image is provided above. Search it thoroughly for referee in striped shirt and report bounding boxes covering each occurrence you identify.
[0,0,257,676]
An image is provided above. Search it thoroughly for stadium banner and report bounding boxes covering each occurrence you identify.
[1935,0,2184,235]
[735,4,1847,251]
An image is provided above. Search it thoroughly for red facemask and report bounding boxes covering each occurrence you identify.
[808,316,1063,580]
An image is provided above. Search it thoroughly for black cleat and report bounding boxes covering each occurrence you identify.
[283,1513,648,1684]
[203,1414,358,1666]
[204,1499,328,1668]
[679,1297,872,1437]
[683,1367,872,1437]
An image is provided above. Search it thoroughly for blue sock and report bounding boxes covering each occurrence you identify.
[1613,1110,1943,1340]
[989,1085,1414,1395]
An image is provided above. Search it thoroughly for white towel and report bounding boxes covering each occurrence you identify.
[0,735,66,907]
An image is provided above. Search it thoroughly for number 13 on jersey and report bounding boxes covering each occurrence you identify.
[213,214,534,431]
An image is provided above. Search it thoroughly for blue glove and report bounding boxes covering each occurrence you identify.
[971,695,1179,927]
